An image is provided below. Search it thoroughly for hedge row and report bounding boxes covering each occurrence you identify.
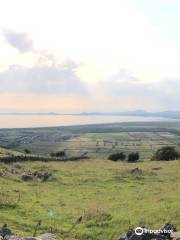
[0,155,89,164]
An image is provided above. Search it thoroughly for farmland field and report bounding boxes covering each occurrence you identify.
[1,121,180,160]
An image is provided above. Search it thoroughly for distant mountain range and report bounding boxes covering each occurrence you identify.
[79,110,180,119]
[1,110,180,118]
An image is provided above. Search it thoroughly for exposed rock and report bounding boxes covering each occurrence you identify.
[171,231,180,240]
[20,170,52,182]
[37,233,58,240]
[10,237,26,240]
[1,224,61,240]
[21,173,33,181]
[0,169,5,177]
[0,224,12,239]
[130,167,143,175]
[8,234,58,240]
[9,168,19,175]
[33,171,52,181]
[117,223,178,240]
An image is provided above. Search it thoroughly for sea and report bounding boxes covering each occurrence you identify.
[0,114,176,128]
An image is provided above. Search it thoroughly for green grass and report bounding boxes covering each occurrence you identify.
[0,159,179,239]
[0,122,180,239]
[0,147,23,157]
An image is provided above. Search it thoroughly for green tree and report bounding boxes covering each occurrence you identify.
[50,151,66,158]
[24,148,31,154]
[127,152,140,162]
[152,146,179,161]
[108,152,126,161]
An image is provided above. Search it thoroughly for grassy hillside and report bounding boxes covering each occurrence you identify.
[0,122,179,239]
[0,159,179,240]
[0,147,23,157]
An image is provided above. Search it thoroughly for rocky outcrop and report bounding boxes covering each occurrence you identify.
[171,232,180,240]
[117,223,178,240]
[8,233,59,240]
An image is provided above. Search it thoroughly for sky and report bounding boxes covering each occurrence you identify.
[0,0,180,112]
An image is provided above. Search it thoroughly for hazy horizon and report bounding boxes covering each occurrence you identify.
[1,0,180,112]
[0,109,180,114]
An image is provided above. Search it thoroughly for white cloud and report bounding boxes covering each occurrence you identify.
[0,0,180,111]
[0,61,87,96]
[3,29,33,53]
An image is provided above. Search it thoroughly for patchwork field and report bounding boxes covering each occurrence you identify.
[59,131,180,160]
[1,122,180,160]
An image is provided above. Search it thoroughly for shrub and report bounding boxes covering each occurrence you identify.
[152,146,179,161]
[127,152,140,162]
[108,152,126,161]
[24,148,31,154]
[50,151,66,158]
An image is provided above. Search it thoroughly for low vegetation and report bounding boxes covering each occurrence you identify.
[152,146,180,161]
[0,159,180,240]
[50,151,66,158]
[24,149,31,154]
[108,152,126,161]
[127,152,140,162]
[108,152,140,162]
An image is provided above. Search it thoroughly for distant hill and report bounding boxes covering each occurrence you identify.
[79,110,180,119]
[0,110,180,118]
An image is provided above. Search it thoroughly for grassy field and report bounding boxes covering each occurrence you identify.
[0,159,180,240]
[0,122,180,239]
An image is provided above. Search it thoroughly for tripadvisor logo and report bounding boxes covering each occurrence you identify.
[135,227,173,235]
[135,227,144,235]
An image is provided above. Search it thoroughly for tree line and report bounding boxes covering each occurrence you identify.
[108,146,180,162]
[108,152,140,162]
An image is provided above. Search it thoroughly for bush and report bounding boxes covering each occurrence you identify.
[24,148,31,154]
[127,152,140,162]
[50,151,66,158]
[108,152,126,161]
[152,146,179,161]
